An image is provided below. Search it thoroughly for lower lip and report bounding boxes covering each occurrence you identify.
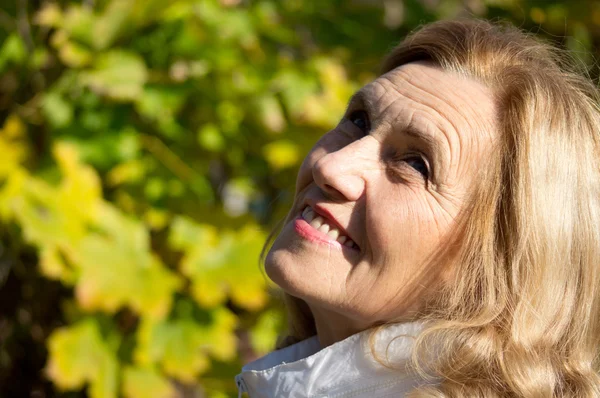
[293,215,357,252]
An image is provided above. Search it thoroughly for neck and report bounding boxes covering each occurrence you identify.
[308,305,370,348]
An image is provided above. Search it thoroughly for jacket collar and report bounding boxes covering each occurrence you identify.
[235,322,433,398]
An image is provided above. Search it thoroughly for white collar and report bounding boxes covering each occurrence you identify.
[235,322,434,398]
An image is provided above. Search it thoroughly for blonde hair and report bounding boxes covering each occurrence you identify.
[271,19,600,396]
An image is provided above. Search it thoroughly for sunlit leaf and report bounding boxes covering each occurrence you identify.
[58,41,93,68]
[0,114,28,177]
[170,217,269,310]
[301,58,357,129]
[107,159,147,186]
[61,5,95,46]
[134,307,238,382]
[41,91,74,128]
[250,309,284,355]
[46,318,119,398]
[34,3,63,27]
[73,203,182,318]
[256,95,286,133]
[81,50,148,101]
[93,0,135,50]
[0,34,27,72]
[0,168,27,219]
[122,366,176,398]
[262,139,300,170]
[197,124,225,152]
[39,245,76,284]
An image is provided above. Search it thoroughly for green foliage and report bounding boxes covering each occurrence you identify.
[47,319,119,398]
[1,0,598,396]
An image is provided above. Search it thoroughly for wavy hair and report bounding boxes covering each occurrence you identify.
[269,19,600,396]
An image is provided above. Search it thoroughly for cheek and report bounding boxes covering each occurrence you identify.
[368,188,450,257]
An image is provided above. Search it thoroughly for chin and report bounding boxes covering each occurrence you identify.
[264,235,316,303]
[264,241,296,292]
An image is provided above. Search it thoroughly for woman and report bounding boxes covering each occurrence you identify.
[236,19,600,397]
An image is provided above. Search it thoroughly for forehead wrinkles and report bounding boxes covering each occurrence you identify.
[364,65,494,182]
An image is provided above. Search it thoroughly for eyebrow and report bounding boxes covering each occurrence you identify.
[347,90,372,113]
[348,89,440,149]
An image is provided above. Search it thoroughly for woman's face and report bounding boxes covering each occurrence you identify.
[265,61,497,329]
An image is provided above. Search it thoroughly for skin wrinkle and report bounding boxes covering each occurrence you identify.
[265,62,497,348]
[379,74,464,182]
[381,67,495,183]
[349,81,460,192]
[370,78,456,184]
[366,84,464,218]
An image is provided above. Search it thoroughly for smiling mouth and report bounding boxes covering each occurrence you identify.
[299,206,359,250]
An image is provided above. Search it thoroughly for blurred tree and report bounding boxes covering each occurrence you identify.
[0,0,598,396]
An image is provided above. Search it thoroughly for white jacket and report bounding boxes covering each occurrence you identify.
[235,322,436,397]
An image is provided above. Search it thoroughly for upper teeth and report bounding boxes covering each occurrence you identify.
[301,206,358,249]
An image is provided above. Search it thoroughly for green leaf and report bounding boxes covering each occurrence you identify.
[41,91,74,128]
[81,50,148,101]
[61,5,95,46]
[93,0,135,50]
[0,34,27,71]
[197,124,225,152]
[46,318,119,398]
[58,40,93,68]
[170,217,269,310]
[134,307,238,382]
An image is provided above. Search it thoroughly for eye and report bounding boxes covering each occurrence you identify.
[348,110,370,133]
[404,155,430,180]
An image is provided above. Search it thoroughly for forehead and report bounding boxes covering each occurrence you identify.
[362,62,496,137]
[358,62,497,183]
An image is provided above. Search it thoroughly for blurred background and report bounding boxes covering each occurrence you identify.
[0,0,598,397]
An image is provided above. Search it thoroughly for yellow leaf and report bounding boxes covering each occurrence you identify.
[250,309,284,355]
[301,58,357,129]
[73,203,181,319]
[46,319,118,398]
[257,95,286,133]
[134,307,237,382]
[13,143,100,252]
[54,142,102,223]
[262,140,299,170]
[170,218,269,310]
[144,208,170,230]
[35,3,63,27]
[58,40,93,67]
[122,366,176,398]
[107,159,146,186]
[15,177,89,248]
[0,114,28,178]
[3,113,25,139]
[0,168,26,219]
[39,245,76,284]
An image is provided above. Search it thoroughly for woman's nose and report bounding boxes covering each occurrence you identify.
[312,147,366,202]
